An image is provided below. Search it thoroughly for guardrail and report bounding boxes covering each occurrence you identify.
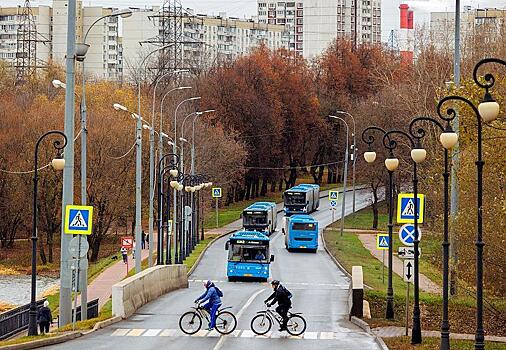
[58,298,99,326]
[0,299,46,340]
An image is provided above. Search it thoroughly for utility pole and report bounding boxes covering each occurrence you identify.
[449,0,461,296]
[59,0,77,326]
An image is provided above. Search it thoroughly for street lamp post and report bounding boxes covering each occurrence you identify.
[173,97,201,264]
[336,111,357,213]
[328,115,349,236]
[28,131,67,336]
[408,116,458,350]
[362,126,396,319]
[381,129,423,344]
[439,57,504,350]
[133,43,173,273]
[147,70,189,267]
[191,110,215,175]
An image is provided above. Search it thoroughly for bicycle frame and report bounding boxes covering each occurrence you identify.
[256,307,283,325]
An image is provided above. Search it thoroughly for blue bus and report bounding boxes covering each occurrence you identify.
[242,202,277,235]
[283,184,320,216]
[225,231,274,281]
[283,215,319,252]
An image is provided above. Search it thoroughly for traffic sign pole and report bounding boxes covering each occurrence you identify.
[215,198,219,228]
[405,281,410,336]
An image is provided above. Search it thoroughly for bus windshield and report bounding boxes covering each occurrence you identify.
[228,243,268,263]
[285,192,306,205]
[243,212,268,226]
[292,222,316,231]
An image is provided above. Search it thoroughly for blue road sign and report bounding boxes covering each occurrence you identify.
[376,234,389,250]
[398,223,422,246]
[397,193,425,223]
[212,187,222,198]
[329,190,339,201]
[64,205,93,235]
[329,200,337,208]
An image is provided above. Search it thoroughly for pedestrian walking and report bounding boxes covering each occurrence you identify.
[121,247,128,264]
[141,230,146,249]
[37,300,52,334]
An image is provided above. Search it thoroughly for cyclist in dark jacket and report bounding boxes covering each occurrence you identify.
[195,280,222,330]
[264,280,292,331]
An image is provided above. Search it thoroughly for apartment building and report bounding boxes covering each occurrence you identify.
[258,0,381,59]
[430,7,506,50]
[0,6,51,64]
[122,8,289,79]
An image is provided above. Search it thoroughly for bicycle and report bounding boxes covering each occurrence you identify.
[179,303,237,335]
[250,305,307,336]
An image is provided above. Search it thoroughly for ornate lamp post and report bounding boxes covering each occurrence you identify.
[361,126,396,319]
[408,116,458,350]
[28,131,67,336]
[438,57,504,350]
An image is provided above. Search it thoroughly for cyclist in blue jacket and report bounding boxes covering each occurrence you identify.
[195,280,223,330]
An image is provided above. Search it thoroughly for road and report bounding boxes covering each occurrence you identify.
[47,187,381,350]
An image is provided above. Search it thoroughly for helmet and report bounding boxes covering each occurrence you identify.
[204,280,213,288]
[271,280,280,286]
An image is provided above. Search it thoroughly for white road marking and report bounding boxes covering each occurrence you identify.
[111,328,337,340]
[126,329,145,336]
[111,329,129,336]
[159,329,177,337]
[240,330,255,338]
[319,331,335,339]
[212,288,265,350]
[142,329,162,337]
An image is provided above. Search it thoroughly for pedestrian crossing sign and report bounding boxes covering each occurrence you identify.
[328,190,339,201]
[64,205,93,235]
[376,234,389,250]
[212,187,222,198]
[397,193,425,224]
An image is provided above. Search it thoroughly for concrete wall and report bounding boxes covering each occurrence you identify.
[112,265,188,319]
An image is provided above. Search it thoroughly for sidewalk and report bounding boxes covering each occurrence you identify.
[76,248,149,309]
[358,233,441,294]
[372,326,506,342]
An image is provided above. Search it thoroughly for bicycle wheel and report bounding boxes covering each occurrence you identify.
[286,314,306,336]
[215,311,237,335]
[179,311,202,335]
[250,314,272,335]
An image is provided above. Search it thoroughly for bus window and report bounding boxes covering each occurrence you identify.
[285,193,305,205]
[228,244,268,262]
[244,213,267,226]
[292,223,316,231]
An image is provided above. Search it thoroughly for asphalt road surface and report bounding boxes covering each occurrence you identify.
[47,188,381,350]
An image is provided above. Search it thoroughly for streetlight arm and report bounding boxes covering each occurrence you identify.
[382,129,415,151]
[472,58,506,92]
[361,126,388,150]
[437,95,481,125]
[84,15,110,43]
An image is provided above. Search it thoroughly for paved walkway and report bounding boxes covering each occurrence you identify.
[358,234,442,294]
[76,248,149,309]
[373,326,506,342]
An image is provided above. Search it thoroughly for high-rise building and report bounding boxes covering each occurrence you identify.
[0,6,51,65]
[258,0,381,59]
[121,8,289,79]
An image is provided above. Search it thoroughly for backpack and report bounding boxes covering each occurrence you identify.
[215,286,224,298]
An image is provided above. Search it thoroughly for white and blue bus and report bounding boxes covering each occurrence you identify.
[242,202,277,235]
[225,231,274,281]
[283,184,320,216]
[283,214,318,252]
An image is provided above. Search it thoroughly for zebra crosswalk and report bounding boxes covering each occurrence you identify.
[111,328,339,340]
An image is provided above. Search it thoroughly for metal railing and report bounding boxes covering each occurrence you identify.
[59,298,100,326]
[0,299,46,340]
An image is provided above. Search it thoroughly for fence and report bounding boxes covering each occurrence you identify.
[0,298,99,340]
[0,299,46,340]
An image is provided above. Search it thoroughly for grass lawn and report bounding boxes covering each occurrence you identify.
[183,236,218,271]
[384,337,506,350]
[54,299,113,332]
[0,334,57,347]
[329,201,389,231]
[322,228,506,336]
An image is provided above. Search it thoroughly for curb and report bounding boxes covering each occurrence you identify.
[90,316,122,332]
[350,316,389,350]
[0,332,82,350]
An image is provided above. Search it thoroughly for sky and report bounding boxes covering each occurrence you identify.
[3,0,506,43]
